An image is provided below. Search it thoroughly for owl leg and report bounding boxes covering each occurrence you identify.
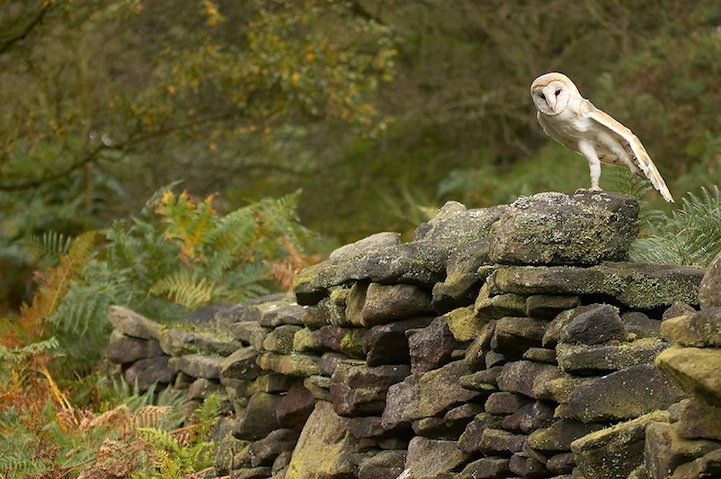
[578,141,602,191]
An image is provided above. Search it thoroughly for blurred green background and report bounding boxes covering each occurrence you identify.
[2,0,721,310]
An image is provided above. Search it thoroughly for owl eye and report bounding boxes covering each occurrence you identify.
[555,89,561,96]
[539,93,546,100]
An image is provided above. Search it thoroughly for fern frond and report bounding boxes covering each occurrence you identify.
[137,427,180,452]
[149,270,217,310]
[630,185,721,266]
[25,231,73,267]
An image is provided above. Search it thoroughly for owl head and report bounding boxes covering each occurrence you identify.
[531,72,580,116]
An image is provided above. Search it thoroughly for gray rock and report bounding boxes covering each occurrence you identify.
[645,421,721,479]
[543,306,597,348]
[381,373,421,431]
[556,338,668,374]
[299,303,329,330]
[677,399,721,441]
[253,373,297,393]
[463,320,496,370]
[546,452,576,475]
[329,232,401,262]
[479,428,527,455]
[360,283,432,327]
[523,347,557,364]
[661,307,721,347]
[262,325,302,354]
[124,355,175,390]
[459,366,504,391]
[497,360,565,400]
[443,305,482,342]
[571,410,670,479]
[357,450,406,479]
[231,467,271,479]
[108,305,162,340]
[303,375,331,401]
[412,403,484,440]
[404,436,470,478]
[272,451,292,476]
[699,250,721,309]
[159,327,243,356]
[621,311,661,339]
[474,284,528,321]
[318,352,350,376]
[330,362,410,416]
[458,413,504,453]
[494,317,547,357]
[432,238,491,312]
[106,330,163,364]
[364,317,433,366]
[249,429,299,467]
[656,346,721,407]
[256,301,305,328]
[502,400,556,434]
[409,317,463,373]
[456,457,510,479]
[233,392,283,440]
[510,452,548,477]
[187,377,223,400]
[527,419,604,453]
[284,401,360,479]
[276,383,316,431]
[526,295,582,319]
[488,191,639,266]
[485,392,532,415]
[315,325,366,358]
[557,364,685,422]
[347,416,386,439]
[670,448,721,479]
[220,347,262,381]
[229,321,270,350]
[559,304,626,345]
[256,352,321,377]
[417,360,479,418]
[662,302,696,320]
[290,327,324,353]
[488,263,704,309]
[293,204,505,304]
[169,354,223,379]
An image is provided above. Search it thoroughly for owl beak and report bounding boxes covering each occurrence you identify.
[546,91,556,111]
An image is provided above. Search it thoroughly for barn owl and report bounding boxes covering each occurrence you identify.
[530,72,674,202]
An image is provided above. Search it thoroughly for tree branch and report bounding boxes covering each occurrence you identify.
[0,3,52,55]
[0,109,256,191]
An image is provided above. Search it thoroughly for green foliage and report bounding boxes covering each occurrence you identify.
[631,186,721,266]
[438,144,585,206]
[2,185,310,379]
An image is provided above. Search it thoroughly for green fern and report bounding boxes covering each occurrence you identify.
[25,230,73,268]
[149,270,217,310]
[630,185,721,266]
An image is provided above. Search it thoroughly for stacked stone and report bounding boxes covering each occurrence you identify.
[293,191,705,479]
[290,201,506,479]
[105,190,716,479]
[106,303,243,400]
[640,252,721,479]
[446,193,701,479]
[213,295,318,479]
[105,295,316,479]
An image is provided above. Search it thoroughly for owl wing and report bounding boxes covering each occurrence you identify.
[584,103,674,202]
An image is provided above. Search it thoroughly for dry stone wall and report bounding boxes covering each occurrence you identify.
[105,191,721,479]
